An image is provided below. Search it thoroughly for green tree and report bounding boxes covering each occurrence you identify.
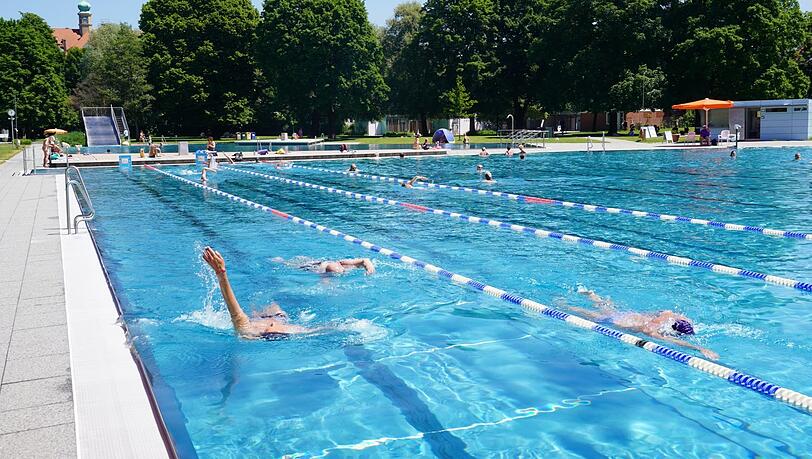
[418,0,501,127]
[73,23,153,133]
[664,0,809,101]
[64,47,87,94]
[608,65,665,111]
[140,0,259,135]
[441,75,477,118]
[531,0,666,133]
[0,13,75,135]
[256,0,388,138]
[382,2,435,133]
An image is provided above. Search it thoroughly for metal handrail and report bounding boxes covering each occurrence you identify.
[110,105,121,145]
[65,166,95,234]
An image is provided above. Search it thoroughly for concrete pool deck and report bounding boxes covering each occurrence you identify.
[0,148,170,458]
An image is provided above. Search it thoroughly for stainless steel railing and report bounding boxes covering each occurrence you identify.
[64,166,95,233]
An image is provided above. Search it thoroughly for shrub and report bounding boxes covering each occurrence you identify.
[471,129,497,136]
[384,131,410,137]
[20,139,32,146]
[60,131,86,146]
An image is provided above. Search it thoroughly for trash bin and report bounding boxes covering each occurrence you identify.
[280,132,288,141]
[250,132,256,140]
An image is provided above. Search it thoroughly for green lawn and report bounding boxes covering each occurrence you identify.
[0,143,23,164]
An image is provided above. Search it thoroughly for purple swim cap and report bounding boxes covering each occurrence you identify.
[672,319,695,335]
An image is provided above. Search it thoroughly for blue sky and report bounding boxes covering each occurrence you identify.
[3,0,809,29]
[2,0,421,28]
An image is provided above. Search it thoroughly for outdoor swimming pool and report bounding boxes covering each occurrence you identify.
[81,147,812,457]
[69,142,510,155]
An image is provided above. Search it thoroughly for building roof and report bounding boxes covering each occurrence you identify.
[52,28,90,51]
[732,99,812,108]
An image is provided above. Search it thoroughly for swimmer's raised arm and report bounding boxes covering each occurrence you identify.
[203,247,251,332]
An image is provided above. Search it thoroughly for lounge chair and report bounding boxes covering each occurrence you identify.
[717,129,735,145]
[664,131,674,144]
[684,132,696,144]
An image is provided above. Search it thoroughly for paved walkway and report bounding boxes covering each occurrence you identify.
[0,149,77,458]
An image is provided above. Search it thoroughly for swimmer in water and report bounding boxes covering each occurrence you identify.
[476,164,483,173]
[566,286,719,360]
[730,149,737,159]
[202,247,317,339]
[479,147,489,157]
[275,256,376,275]
[518,144,526,160]
[348,163,358,172]
[794,152,801,161]
[401,175,429,188]
[482,170,495,183]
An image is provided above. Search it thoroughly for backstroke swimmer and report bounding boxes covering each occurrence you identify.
[202,247,318,339]
[566,286,719,360]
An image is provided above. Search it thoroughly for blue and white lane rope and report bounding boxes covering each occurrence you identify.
[222,166,812,293]
[287,164,812,241]
[144,164,812,414]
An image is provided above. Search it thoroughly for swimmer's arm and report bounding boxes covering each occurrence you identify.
[203,248,251,332]
[339,258,376,274]
[651,332,719,360]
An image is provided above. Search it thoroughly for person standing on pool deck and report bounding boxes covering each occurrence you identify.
[566,287,719,360]
[202,247,317,338]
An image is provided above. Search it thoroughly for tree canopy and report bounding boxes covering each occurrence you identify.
[140,0,259,135]
[73,23,153,132]
[0,13,74,135]
[256,0,388,137]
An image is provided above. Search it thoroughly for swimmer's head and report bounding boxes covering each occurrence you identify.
[481,147,486,151]
[794,152,801,160]
[476,164,483,171]
[483,171,493,180]
[672,319,695,335]
[730,149,736,157]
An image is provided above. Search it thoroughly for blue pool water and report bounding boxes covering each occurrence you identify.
[81,147,812,457]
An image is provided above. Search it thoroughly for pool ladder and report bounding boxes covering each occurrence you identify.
[65,166,95,234]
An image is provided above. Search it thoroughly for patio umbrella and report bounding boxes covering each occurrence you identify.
[432,128,454,144]
[671,98,733,126]
[44,128,68,135]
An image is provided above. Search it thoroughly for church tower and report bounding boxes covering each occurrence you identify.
[78,0,92,37]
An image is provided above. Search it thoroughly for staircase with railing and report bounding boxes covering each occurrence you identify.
[81,106,129,146]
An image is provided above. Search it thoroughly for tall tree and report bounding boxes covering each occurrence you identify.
[418,0,501,127]
[0,13,75,135]
[608,64,665,112]
[256,0,388,137]
[73,23,153,133]
[63,47,87,94]
[140,0,259,135]
[664,0,809,101]
[382,2,435,133]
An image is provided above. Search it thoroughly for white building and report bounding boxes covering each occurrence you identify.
[708,99,812,140]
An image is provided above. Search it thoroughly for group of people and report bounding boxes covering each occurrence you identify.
[41,135,63,167]
[202,247,716,359]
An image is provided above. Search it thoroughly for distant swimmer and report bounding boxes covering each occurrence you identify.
[482,170,495,183]
[794,152,801,161]
[505,147,513,157]
[479,147,490,157]
[566,286,719,360]
[518,144,526,160]
[202,247,318,339]
[476,164,483,173]
[730,149,737,159]
[348,163,358,172]
[401,175,429,188]
[274,256,376,275]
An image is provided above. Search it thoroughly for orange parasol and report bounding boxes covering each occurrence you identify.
[671,98,734,126]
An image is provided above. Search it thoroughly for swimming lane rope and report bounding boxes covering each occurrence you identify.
[222,166,812,293]
[286,164,812,241]
[144,164,812,414]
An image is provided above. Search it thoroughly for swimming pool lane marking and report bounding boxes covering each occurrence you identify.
[144,164,812,415]
[285,164,812,241]
[222,166,812,293]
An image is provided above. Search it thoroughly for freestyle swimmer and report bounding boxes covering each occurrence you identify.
[401,175,429,188]
[203,247,317,339]
[273,256,376,275]
[567,286,719,360]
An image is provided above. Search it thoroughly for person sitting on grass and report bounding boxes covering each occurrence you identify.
[401,175,429,188]
[202,247,319,339]
[565,286,719,360]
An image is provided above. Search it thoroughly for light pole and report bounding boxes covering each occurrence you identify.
[7,109,15,146]
[506,114,514,146]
